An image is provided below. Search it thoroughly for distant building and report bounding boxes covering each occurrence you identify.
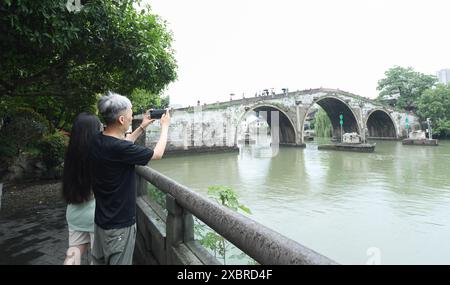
[436,69,450,84]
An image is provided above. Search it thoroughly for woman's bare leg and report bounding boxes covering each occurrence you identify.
[63,244,88,265]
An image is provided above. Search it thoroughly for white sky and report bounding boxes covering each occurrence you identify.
[141,0,450,107]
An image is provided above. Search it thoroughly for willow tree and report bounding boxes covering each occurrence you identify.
[314,107,333,137]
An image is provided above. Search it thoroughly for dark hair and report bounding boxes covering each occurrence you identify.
[62,113,102,204]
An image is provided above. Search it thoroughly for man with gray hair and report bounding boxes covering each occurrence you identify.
[90,91,170,265]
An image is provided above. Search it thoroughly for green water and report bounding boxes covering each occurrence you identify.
[149,140,450,264]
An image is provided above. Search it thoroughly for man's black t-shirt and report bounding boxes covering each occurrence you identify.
[90,132,153,229]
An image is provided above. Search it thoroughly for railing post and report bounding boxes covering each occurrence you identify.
[135,174,147,197]
[166,194,182,264]
[166,194,195,264]
[183,211,194,242]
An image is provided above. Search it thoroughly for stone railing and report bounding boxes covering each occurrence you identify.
[133,165,337,265]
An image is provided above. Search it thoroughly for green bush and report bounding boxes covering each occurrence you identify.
[39,132,69,170]
[417,84,450,138]
[0,137,17,166]
[0,107,51,161]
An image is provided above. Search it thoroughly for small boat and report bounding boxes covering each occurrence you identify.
[318,143,376,153]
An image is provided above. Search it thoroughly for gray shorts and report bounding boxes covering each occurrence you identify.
[92,223,136,265]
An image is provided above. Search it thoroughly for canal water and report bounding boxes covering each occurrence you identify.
[149,139,450,264]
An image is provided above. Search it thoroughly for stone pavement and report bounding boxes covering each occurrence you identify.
[0,201,87,265]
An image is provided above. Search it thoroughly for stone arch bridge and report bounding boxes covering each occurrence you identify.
[142,88,420,152]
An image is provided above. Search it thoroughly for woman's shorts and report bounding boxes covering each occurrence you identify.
[68,230,94,247]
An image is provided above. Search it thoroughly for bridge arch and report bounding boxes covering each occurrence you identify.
[365,109,398,139]
[302,95,360,141]
[235,103,298,145]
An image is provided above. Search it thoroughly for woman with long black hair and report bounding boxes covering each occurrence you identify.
[62,112,102,265]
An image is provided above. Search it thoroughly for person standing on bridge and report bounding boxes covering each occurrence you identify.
[90,91,170,265]
[62,113,103,265]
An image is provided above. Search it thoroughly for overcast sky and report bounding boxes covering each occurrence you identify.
[141,0,449,107]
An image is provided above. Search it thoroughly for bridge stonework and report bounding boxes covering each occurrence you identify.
[142,88,420,153]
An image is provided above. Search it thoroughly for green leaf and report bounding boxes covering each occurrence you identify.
[239,204,252,214]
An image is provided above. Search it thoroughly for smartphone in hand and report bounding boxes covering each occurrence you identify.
[149,109,166,119]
